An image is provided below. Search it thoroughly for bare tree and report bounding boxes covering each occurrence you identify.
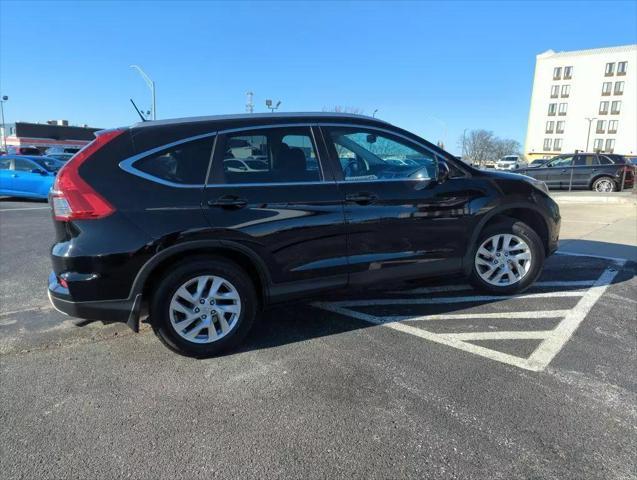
[459,130,522,166]
[459,129,495,166]
[323,106,365,115]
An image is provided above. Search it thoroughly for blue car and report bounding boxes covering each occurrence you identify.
[0,155,63,200]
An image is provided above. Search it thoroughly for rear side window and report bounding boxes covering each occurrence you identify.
[133,136,215,185]
[0,158,10,170]
[598,156,614,165]
[220,127,321,184]
[575,155,599,166]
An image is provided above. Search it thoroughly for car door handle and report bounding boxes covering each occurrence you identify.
[11,174,18,178]
[207,195,248,209]
[346,192,378,204]
[560,169,567,172]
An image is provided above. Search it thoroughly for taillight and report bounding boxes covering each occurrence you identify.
[51,128,125,221]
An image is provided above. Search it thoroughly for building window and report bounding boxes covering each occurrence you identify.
[556,121,565,134]
[561,85,570,97]
[553,138,562,151]
[545,121,554,133]
[601,82,612,95]
[558,103,567,116]
[596,120,606,134]
[611,101,621,114]
[605,139,615,153]
[543,138,552,151]
[605,62,615,76]
[550,85,559,98]
[593,138,603,152]
[617,61,627,76]
[553,67,562,80]
[599,101,609,114]
[564,66,573,79]
[548,103,557,116]
[614,81,624,95]
[608,120,618,134]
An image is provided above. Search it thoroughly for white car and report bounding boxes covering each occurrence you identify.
[495,155,523,171]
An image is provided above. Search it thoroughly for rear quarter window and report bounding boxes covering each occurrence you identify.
[132,136,215,185]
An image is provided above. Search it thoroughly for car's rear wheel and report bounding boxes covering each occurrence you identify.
[150,256,257,357]
[469,218,544,295]
[592,176,617,192]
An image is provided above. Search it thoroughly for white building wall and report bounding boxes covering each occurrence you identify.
[525,45,637,160]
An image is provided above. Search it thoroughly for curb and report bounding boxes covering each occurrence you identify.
[551,193,637,205]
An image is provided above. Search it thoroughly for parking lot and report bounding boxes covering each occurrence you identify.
[1,198,636,479]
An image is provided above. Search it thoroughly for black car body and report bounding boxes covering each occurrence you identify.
[48,113,560,355]
[515,153,634,192]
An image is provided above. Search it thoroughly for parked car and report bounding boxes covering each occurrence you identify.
[223,158,269,172]
[46,153,75,162]
[7,146,43,156]
[515,152,634,192]
[46,146,81,155]
[528,158,550,168]
[48,112,560,356]
[0,155,62,199]
[495,155,524,171]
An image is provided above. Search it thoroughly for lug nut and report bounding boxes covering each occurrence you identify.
[199,299,205,304]
[210,299,215,305]
[201,314,207,319]
[194,307,200,313]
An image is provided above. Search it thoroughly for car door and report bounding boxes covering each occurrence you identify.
[320,125,482,284]
[202,125,348,297]
[572,154,600,188]
[0,157,13,194]
[542,155,574,189]
[12,158,48,195]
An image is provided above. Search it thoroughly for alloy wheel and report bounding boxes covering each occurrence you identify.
[594,179,614,192]
[169,275,242,343]
[474,234,532,287]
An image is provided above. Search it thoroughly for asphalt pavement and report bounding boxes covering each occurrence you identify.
[1,198,636,480]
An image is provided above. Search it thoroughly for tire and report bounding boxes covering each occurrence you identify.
[469,218,545,295]
[591,176,617,193]
[150,255,257,357]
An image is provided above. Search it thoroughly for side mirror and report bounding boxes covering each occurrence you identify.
[437,160,450,183]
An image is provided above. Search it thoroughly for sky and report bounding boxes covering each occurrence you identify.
[1,0,636,154]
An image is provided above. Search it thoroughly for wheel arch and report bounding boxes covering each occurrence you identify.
[131,240,271,309]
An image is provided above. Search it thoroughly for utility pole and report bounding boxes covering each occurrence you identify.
[246,91,254,113]
[372,109,378,118]
[130,65,156,120]
[0,95,8,153]
[585,117,596,151]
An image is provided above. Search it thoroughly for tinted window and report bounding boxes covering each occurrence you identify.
[0,158,10,170]
[574,155,599,166]
[134,136,215,185]
[327,128,436,181]
[14,158,38,172]
[598,156,613,165]
[547,156,573,168]
[221,127,321,184]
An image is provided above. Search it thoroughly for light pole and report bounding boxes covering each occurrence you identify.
[265,99,281,113]
[585,117,597,151]
[130,65,156,120]
[372,109,378,118]
[0,95,8,153]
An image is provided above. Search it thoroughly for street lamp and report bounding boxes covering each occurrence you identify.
[130,65,156,120]
[585,117,597,151]
[0,95,8,153]
[372,109,378,118]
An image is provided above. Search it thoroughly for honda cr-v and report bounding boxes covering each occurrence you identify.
[48,113,560,356]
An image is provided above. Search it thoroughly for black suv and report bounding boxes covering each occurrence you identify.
[48,113,560,356]
[515,153,634,192]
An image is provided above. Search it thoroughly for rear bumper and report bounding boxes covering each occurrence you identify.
[48,271,141,329]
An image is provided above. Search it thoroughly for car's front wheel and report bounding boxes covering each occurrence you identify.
[469,218,545,295]
[150,256,257,357]
[592,176,617,192]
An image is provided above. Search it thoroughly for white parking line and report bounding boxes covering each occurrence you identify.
[313,267,622,372]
